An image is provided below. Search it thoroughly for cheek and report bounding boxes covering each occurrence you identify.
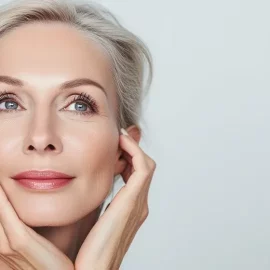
[0,133,21,173]
[71,126,119,175]
[69,127,119,208]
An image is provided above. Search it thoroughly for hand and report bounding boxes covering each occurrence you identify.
[0,185,74,270]
[74,129,157,270]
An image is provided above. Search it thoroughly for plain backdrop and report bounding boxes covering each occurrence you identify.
[1,0,270,269]
[98,1,270,269]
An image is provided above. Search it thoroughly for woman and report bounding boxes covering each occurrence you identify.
[0,0,156,269]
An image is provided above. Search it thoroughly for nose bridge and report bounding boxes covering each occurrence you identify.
[24,108,62,154]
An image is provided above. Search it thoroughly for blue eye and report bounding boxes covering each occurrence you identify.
[0,91,99,116]
[1,100,19,110]
[64,92,99,116]
[0,92,21,113]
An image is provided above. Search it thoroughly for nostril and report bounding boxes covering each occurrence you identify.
[28,144,55,151]
[47,144,55,150]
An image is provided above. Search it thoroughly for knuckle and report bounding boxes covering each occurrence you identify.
[149,160,157,170]
[10,240,24,252]
[9,232,28,252]
[145,157,156,170]
[0,246,13,256]
[142,206,149,219]
[0,238,13,255]
[144,155,151,163]
[142,212,149,222]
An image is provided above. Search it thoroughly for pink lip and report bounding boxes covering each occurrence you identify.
[12,170,74,180]
[11,170,74,190]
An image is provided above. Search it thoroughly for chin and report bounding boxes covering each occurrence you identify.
[15,199,104,228]
[3,178,111,227]
[18,208,81,227]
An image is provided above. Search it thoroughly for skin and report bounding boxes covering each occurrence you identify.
[0,21,156,269]
[0,21,128,261]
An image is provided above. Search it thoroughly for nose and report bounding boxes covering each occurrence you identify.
[23,113,63,155]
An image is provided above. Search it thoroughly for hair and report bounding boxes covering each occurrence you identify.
[0,0,153,136]
[0,0,153,208]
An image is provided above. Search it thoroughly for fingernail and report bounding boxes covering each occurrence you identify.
[120,128,129,136]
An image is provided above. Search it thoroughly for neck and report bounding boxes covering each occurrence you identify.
[32,204,103,263]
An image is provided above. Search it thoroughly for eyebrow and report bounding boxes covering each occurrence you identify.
[0,75,107,98]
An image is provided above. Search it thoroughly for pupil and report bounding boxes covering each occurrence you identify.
[75,102,87,111]
[3,101,87,111]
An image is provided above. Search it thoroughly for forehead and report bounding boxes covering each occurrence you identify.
[0,21,116,104]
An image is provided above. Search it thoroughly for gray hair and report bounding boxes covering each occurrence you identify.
[0,0,153,135]
[0,0,153,207]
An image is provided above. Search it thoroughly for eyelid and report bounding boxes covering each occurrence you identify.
[0,92,24,109]
[0,91,23,103]
[0,91,100,114]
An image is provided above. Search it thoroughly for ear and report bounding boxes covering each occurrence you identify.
[113,125,142,177]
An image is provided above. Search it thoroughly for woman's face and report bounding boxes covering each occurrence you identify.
[0,22,122,226]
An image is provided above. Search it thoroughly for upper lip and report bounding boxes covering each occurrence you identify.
[11,170,74,180]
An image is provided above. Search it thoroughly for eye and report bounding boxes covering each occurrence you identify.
[0,92,22,113]
[0,100,19,110]
[0,91,100,116]
[63,92,99,116]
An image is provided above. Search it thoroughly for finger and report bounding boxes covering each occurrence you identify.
[119,134,149,174]
[0,185,27,245]
[119,134,155,191]
[23,226,73,269]
[0,186,38,267]
[0,186,67,269]
[0,223,13,255]
[120,130,156,169]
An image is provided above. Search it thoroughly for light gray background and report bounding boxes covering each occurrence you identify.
[99,0,270,269]
[2,0,270,269]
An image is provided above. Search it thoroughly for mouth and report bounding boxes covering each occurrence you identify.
[11,170,75,191]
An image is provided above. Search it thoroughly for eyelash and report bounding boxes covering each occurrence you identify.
[0,90,99,116]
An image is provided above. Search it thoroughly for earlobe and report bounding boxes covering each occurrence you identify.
[113,155,127,177]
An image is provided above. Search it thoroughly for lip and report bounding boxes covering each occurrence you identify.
[12,170,74,180]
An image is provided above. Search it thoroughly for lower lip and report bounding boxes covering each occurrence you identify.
[16,178,73,190]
